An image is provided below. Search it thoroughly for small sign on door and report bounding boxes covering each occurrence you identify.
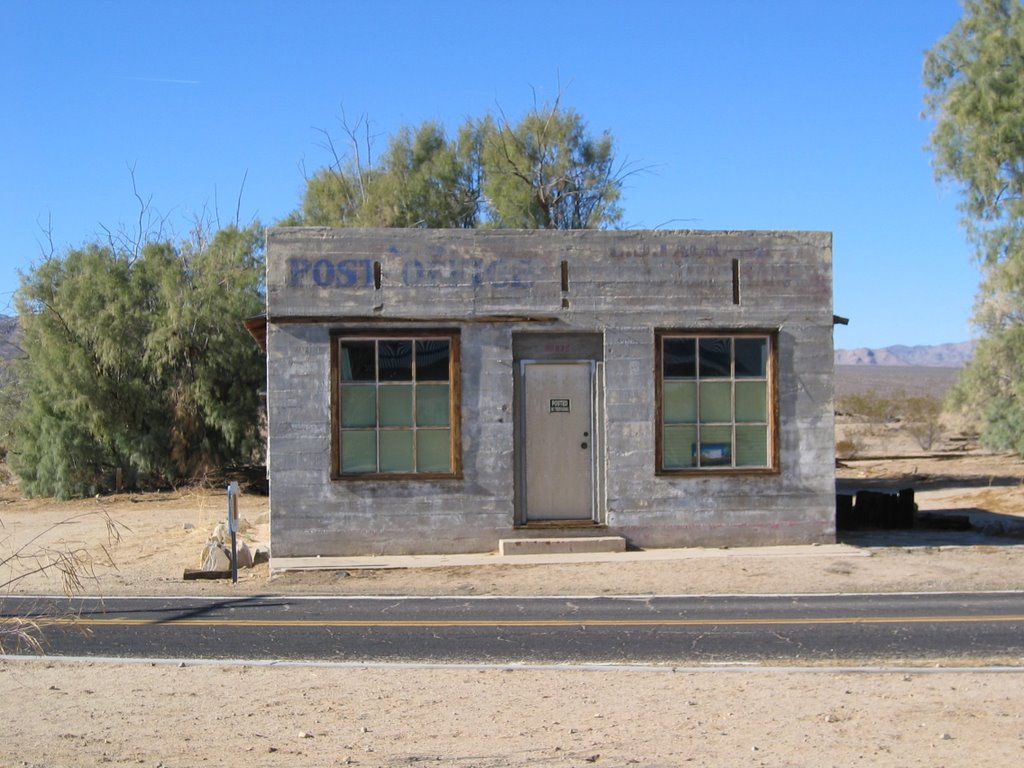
[550,398,570,413]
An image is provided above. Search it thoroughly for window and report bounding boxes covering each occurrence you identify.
[332,331,460,478]
[656,331,776,473]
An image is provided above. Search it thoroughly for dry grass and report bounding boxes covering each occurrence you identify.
[0,509,128,653]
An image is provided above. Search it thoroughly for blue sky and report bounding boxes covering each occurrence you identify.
[2,0,976,349]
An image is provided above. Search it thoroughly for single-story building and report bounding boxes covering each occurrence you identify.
[262,227,836,557]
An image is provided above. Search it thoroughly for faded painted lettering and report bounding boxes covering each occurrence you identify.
[401,257,532,289]
[543,343,571,355]
[288,257,374,288]
[288,255,532,289]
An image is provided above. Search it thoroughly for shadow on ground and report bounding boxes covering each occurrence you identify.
[837,466,1024,548]
[837,469,1024,494]
[837,506,1024,549]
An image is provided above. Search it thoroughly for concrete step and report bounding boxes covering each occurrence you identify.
[499,536,626,556]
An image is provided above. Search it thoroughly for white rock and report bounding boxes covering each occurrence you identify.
[201,540,231,571]
[212,522,229,544]
[235,541,253,568]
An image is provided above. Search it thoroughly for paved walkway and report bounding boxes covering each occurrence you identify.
[271,542,869,573]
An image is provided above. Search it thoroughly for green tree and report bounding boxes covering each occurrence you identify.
[10,224,265,498]
[142,225,266,476]
[285,101,623,230]
[482,101,621,229]
[284,167,368,227]
[925,0,1024,450]
[360,121,483,228]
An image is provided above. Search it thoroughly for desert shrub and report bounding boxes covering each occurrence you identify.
[902,394,945,451]
[837,390,903,426]
[835,436,863,460]
[838,389,946,453]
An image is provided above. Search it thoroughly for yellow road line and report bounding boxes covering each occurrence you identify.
[25,614,1024,629]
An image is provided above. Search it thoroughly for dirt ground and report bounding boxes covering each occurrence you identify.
[2,442,1024,766]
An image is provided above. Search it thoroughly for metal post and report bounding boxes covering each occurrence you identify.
[227,482,240,584]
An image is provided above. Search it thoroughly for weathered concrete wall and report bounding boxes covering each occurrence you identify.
[266,228,835,556]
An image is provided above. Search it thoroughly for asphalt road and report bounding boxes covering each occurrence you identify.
[4,592,1024,664]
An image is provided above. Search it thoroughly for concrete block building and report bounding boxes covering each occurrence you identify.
[263,228,836,556]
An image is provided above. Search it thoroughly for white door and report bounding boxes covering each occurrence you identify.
[521,361,595,521]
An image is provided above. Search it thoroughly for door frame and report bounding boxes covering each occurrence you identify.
[513,355,605,526]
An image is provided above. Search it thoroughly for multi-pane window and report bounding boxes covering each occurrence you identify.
[656,332,775,473]
[333,332,459,478]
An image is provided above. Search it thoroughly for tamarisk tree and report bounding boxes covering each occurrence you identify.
[285,99,625,230]
[10,224,265,497]
[925,0,1024,450]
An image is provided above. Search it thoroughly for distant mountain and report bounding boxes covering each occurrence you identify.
[835,340,976,367]
[0,314,986,369]
[0,315,19,361]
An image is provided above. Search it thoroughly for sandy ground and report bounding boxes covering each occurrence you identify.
[2,445,1024,766]
[3,661,1023,768]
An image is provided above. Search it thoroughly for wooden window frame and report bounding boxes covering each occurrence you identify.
[654,329,779,476]
[330,329,462,480]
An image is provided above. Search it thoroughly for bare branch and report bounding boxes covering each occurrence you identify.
[127,162,151,262]
[314,126,344,172]
[235,169,248,229]
[36,212,56,261]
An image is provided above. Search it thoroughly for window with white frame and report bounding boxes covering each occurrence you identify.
[656,331,776,473]
[332,331,460,478]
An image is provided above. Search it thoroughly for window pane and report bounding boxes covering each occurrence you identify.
[699,338,731,377]
[380,385,413,427]
[663,338,696,378]
[697,425,732,467]
[735,381,767,423]
[736,425,768,466]
[340,385,377,428]
[664,381,697,423]
[335,332,460,477]
[657,332,773,472]
[341,430,377,473]
[699,381,732,423]
[416,340,450,381]
[380,430,414,472]
[735,338,768,378]
[379,340,412,381]
[340,341,375,381]
[664,425,697,469]
[417,384,450,426]
[417,429,451,472]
